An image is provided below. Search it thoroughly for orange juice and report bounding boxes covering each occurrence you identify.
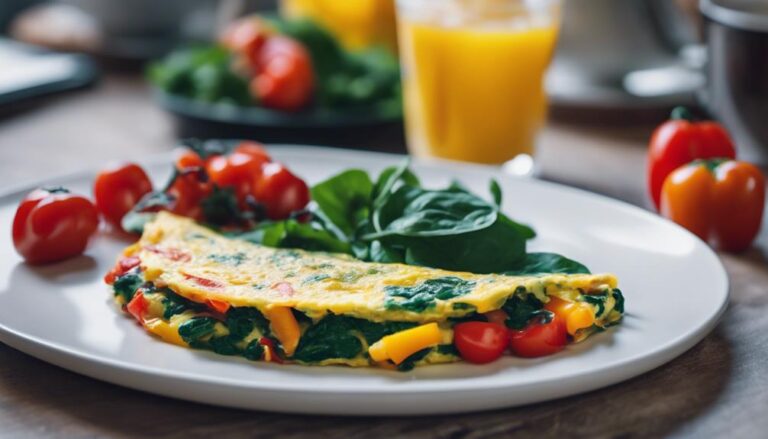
[398,3,560,163]
[280,0,398,53]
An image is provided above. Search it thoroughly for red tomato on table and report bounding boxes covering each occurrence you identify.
[12,187,99,264]
[509,314,567,358]
[453,322,510,364]
[93,163,153,229]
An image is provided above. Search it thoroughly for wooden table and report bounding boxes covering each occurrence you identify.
[1,74,766,438]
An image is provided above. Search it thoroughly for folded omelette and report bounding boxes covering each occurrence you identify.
[106,212,624,370]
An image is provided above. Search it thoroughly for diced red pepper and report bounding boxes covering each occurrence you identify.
[126,291,148,323]
[272,282,295,296]
[259,337,284,363]
[207,299,231,314]
[182,272,224,290]
[104,256,141,284]
[144,245,192,262]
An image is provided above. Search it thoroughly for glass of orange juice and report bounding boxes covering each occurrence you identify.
[280,0,398,53]
[396,0,561,165]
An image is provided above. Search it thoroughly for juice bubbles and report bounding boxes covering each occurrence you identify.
[281,0,398,53]
[397,0,560,164]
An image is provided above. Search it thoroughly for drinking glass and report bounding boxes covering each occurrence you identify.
[396,0,562,165]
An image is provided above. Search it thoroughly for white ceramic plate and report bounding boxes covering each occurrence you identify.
[0,146,728,415]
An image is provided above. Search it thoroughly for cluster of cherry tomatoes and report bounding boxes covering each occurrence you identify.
[220,17,315,111]
[453,312,567,364]
[12,141,310,265]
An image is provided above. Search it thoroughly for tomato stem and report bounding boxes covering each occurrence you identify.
[670,106,695,122]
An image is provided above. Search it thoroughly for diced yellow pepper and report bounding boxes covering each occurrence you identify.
[367,322,441,365]
[144,318,187,347]
[545,296,595,335]
[263,306,301,356]
[566,304,595,335]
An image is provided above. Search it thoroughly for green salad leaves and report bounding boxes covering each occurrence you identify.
[233,161,590,276]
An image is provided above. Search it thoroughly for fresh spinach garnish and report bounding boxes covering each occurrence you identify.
[310,169,373,237]
[243,339,265,361]
[505,253,591,276]
[385,277,476,312]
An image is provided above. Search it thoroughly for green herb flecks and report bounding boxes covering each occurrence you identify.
[385,277,476,312]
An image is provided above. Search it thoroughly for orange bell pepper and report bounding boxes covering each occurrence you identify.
[661,159,765,252]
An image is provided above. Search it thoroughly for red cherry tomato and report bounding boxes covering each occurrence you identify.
[206,151,268,204]
[453,322,510,364]
[175,150,205,172]
[167,172,211,220]
[12,187,99,265]
[233,141,271,163]
[93,163,153,229]
[509,314,567,358]
[219,17,270,69]
[253,163,310,220]
[648,107,736,210]
[251,36,314,111]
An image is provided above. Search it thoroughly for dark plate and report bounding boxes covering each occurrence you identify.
[155,90,406,152]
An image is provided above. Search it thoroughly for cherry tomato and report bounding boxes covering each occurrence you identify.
[93,163,153,229]
[206,151,268,204]
[251,36,314,111]
[253,163,310,220]
[233,141,271,163]
[454,322,509,364]
[648,107,736,210]
[12,187,99,265]
[167,172,211,220]
[219,17,270,69]
[175,150,205,172]
[509,314,567,358]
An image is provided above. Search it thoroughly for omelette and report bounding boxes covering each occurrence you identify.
[106,212,624,369]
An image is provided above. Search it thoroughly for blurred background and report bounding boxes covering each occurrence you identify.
[0,0,765,205]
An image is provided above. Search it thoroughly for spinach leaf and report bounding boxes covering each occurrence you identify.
[226,307,270,340]
[582,293,607,317]
[243,339,265,361]
[311,169,373,236]
[397,348,432,371]
[403,215,528,274]
[113,273,143,302]
[490,179,502,207]
[501,293,553,329]
[612,289,625,314]
[201,185,242,226]
[161,289,205,320]
[352,319,417,345]
[208,335,240,356]
[385,277,476,312]
[505,253,590,276]
[149,46,250,105]
[178,317,217,343]
[292,315,364,363]
[367,185,498,239]
[235,219,351,254]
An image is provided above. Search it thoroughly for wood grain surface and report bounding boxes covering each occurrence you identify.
[1,75,767,439]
